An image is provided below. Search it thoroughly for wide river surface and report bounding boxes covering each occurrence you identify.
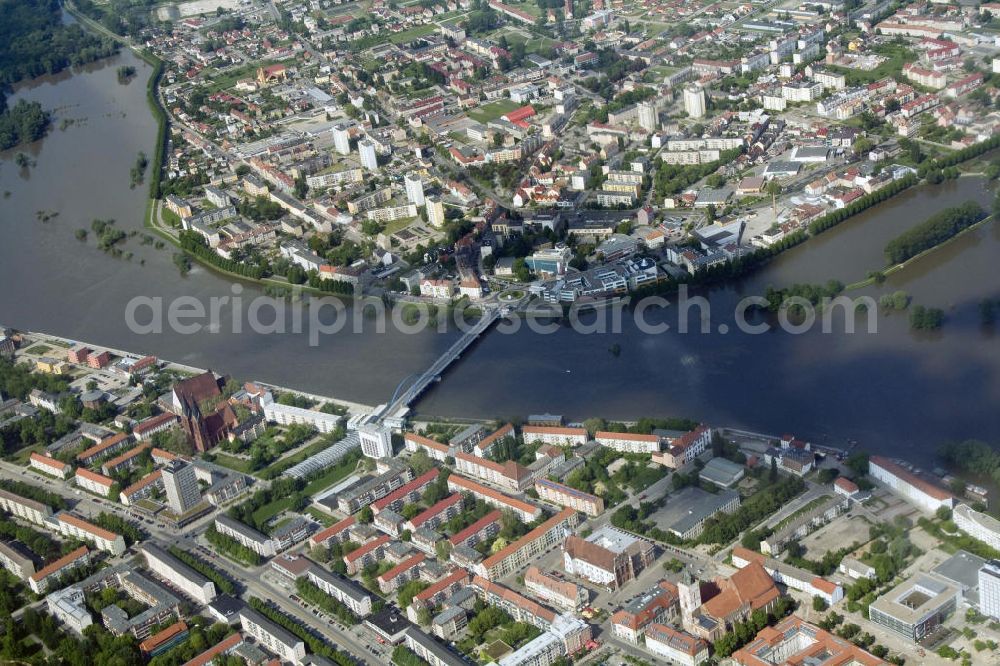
[1,51,998,463]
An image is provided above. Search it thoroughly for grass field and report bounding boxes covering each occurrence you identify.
[210,452,254,475]
[467,99,521,123]
[389,24,437,44]
[384,216,419,236]
[253,496,295,525]
[306,506,337,526]
[303,455,361,496]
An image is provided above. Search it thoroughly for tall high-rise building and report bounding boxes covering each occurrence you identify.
[683,86,706,119]
[162,460,201,515]
[359,423,393,459]
[638,102,658,132]
[359,139,378,171]
[333,124,351,156]
[404,173,425,206]
[426,196,445,228]
[980,561,1000,619]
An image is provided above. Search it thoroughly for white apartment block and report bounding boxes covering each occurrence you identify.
[306,566,373,616]
[29,452,72,479]
[0,489,52,525]
[595,431,661,454]
[359,423,394,459]
[366,204,418,223]
[405,173,426,206]
[535,479,604,517]
[74,469,114,497]
[141,543,217,605]
[869,456,955,514]
[954,504,1000,552]
[521,426,588,448]
[306,168,364,189]
[240,608,306,663]
[215,515,276,558]
[404,432,451,462]
[980,560,1000,620]
[455,453,530,493]
[260,391,342,433]
[55,513,126,556]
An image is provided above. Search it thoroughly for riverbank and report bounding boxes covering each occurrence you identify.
[18,328,376,416]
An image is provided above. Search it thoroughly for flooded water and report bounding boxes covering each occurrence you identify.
[1,50,998,463]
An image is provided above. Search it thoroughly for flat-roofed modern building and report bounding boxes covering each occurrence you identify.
[141,543,217,605]
[0,540,35,580]
[868,575,959,642]
[214,514,275,558]
[162,459,202,515]
[306,565,374,617]
[955,504,1000,552]
[979,560,1000,620]
[0,488,53,525]
[403,626,469,666]
[698,457,745,488]
[240,607,306,663]
[656,486,741,540]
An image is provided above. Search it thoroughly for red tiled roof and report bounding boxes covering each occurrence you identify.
[379,553,425,583]
[404,433,450,453]
[870,456,953,501]
[449,510,502,546]
[414,569,468,603]
[58,513,119,542]
[182,632,243,666]
[77,433,130,461]
[29,546,89,583]
[140,621,188,653]
[447,475,539,517]
[373,469,439,512]
[480,508,576,571]
[30,452,68,471]
[311,516,355,545]
[521,425,587,437]
[75,467,114,488]
[134,413,177,435]
[122,470,162,497]
[344,535,390,563]
[409,494,462,528]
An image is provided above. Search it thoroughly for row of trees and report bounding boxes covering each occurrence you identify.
[204,524,262,566]
[247,597,355,666]
[884,201,986,264]
[167,546,237,595]
[178,231,268,279]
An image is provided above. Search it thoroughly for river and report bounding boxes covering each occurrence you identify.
[1,50,998,463]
